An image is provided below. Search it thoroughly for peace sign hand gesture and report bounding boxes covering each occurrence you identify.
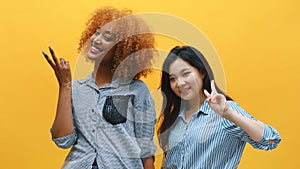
[204,80,229,117]
[42,47,72,88]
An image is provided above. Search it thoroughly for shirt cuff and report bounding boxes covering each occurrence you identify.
[256,124,281,150]
[50,128,77,149]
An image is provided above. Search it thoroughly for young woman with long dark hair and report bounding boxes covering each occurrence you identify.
[157,46,281,168]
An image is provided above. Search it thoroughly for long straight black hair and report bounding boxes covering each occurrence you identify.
[157,46,232,154]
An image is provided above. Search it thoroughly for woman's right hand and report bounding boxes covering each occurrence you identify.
[42,46,72,88]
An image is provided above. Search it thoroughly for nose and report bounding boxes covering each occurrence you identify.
[93,34,102,44]
[176,78,185,87]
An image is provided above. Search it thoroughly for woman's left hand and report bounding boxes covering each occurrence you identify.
[204,80,229,117]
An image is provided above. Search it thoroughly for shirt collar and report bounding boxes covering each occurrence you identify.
[77,73,132,90]
[198,99,210,115]
[178,99,211,119]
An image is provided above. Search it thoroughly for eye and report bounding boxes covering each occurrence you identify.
[104,32,116,42]
[169,77,175,82]
[93,31,100,36]
[104,35,113,42]
[182,71,191,77]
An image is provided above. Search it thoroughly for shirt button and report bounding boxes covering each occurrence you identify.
[92,129,95,132]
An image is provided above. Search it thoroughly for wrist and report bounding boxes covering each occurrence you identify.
[222,105,231,119]
[59,82,72,89]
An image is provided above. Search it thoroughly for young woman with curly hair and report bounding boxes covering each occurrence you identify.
[42,6,156,169]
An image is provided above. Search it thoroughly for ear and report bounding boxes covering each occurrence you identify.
[201,72,206,80]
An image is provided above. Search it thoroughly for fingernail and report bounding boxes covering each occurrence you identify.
[49,46,53,53]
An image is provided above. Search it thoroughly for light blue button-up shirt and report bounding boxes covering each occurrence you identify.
[51,74,156,169]
[163,100,281,169]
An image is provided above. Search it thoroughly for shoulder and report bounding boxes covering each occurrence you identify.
[71,76,93,96]
[72,74,93,87]
[129,80,153,101]
[227,100,248,110]
[130,79,147,87]
[129,80,149,92]
[227,100,253,118]
[227,101,245,112]
[72,79,86,89]
[227,100,239,107]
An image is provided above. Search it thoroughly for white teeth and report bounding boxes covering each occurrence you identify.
[91,46,98,52]
[91,46,103,52]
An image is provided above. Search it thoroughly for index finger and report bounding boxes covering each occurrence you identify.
[211,80,217,92]
[42,51,55,69]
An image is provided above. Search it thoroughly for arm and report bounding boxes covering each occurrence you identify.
[132,81,156,168]
[221,101,281,150]
[222,106,264,142]
[143,156,155,169]
[43,47,74,138]
[204,80,280,144]
[51,83,74,137]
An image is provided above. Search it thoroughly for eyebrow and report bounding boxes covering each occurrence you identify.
[104,31,116,39]
[96,27,116,36]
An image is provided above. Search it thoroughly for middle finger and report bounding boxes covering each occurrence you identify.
[49,46,59,65]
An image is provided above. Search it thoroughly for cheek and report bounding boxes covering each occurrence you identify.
[103,41,115,48]
[187,76,201,91]
[170,82,177,93]
[195,79,204,91]
[89,35,95,42]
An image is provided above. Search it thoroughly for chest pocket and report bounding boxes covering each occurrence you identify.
[102,95,131,125]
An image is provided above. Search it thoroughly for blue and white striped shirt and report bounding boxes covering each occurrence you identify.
[51,74,156,169]
[163,100,281,169]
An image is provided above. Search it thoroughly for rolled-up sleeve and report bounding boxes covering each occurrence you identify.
[250,124,281,150]
[132,81,156,161]
[50,129,77,149]
[222,101,281,150]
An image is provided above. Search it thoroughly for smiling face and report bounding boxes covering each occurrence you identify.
[87,24,117,63]
[169,58,205,102]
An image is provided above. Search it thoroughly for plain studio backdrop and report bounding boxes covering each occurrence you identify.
[0,0,298,168]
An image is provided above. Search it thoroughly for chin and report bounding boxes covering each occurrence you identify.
[179,95,190,100]
[180,94,195,101]
[181,97,192,101]
[87,53,100,61]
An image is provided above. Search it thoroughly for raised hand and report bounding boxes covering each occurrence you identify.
[42,46,72,88]
[204,80,229,117]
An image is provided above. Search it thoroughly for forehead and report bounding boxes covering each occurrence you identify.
[169,58,194,75]
[98,23,115,33]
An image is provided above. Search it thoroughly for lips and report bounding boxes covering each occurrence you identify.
[90,45,103,53]
[179,87,190,94]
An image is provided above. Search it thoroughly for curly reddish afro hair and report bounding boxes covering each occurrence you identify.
[78,6,156,80]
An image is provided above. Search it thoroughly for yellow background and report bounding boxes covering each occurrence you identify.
[0,0,299,168]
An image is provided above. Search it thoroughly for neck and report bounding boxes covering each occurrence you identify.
[185,93,206,121]
[93,61,113,88]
